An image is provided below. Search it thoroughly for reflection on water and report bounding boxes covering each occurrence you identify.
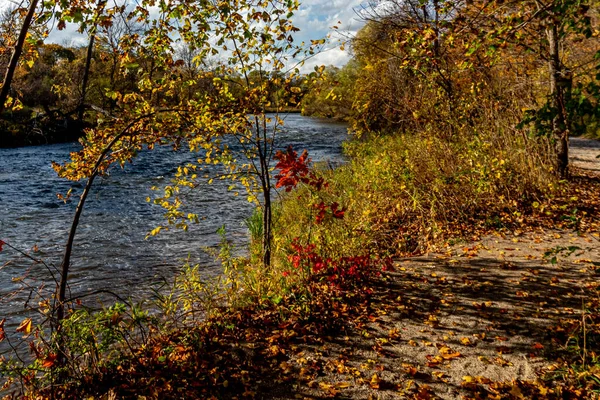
[0,114,348,332]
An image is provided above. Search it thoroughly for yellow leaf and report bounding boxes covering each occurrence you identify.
[509,383,524,399]
[318,381,333,390]
[16,318,32,335]
[336,381,351,389]
[370,373,380,389]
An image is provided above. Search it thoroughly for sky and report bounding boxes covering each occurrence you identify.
[0,0,369,71]
[288,0,367,70]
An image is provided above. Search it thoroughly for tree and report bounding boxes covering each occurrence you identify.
[0,5,20,71]
[348,0,599,178]
[51,0,320,358]
[0,0,40,115]
[301,63,358,120]
[78,0,108,121]
[455,0,598,177]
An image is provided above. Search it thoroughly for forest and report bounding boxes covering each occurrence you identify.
[1,0,600,398]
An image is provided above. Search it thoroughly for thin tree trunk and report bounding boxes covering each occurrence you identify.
[546,21,569,179]
[78,0,107,122]
[257,126,272,268]
[433,0,440,58]
[54,111,165,364]
[261,174,272,268]
[0,0,39,115]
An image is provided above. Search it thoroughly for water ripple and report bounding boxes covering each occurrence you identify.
[0,115,347,328]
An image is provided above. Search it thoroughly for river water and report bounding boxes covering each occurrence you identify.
[0,114,348,330]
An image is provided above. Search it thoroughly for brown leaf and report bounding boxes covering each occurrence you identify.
[496,346,512,355]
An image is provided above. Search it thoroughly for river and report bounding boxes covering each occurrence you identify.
[0,114,348,333]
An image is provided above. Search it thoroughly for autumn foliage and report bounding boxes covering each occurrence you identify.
[2,0,600,398]
[274,146,326,192]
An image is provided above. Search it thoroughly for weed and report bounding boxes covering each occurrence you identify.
[543,245,582,265]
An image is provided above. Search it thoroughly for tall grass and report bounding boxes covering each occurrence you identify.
[272,127,555,261]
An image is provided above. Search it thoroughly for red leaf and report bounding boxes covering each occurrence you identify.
[0,318,5,342]
[313,201,327,224]
[274,146,310,191]
[330,202,345,219]
[0,240,4,252]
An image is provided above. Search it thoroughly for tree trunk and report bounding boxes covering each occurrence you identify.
[78,0,107,122]
[53,112,156,365]
[262,185,272,268]
[258,136,272,268]
[546,21,569,179]
[0,0,39,115]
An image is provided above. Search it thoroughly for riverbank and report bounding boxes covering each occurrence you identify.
[5,136,600,399]
[35,226,600,399]
[0,112,84,148]
[0,114,348,338]
[268,138,600,399]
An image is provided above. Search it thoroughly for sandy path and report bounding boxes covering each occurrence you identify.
[570,137,600,173]
[264,230,598,399]
[262,138,600,399]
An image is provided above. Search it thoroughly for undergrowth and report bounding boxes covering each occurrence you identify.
[273,129,556,262]
[543,282,600,396]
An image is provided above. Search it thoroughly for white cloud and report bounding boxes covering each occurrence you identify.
[300,47,351,72]
[290,0,366,68]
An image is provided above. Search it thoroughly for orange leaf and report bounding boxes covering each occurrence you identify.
[41,353,57,368]
[0,318,5,342]
[438,346,462,359]
[441,351,462,360]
